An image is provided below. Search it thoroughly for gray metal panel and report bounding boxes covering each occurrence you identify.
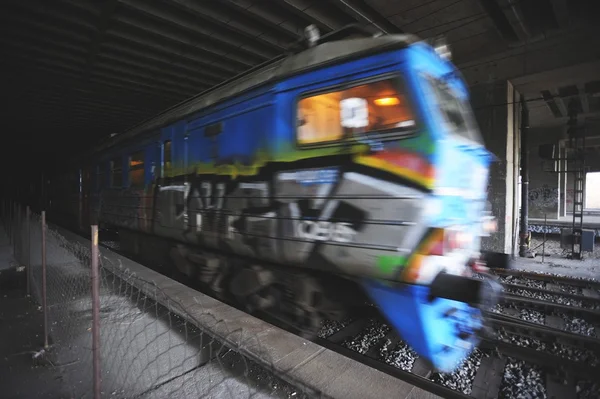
[92,34,418,154]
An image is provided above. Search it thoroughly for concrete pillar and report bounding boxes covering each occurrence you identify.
[470,80,520,255]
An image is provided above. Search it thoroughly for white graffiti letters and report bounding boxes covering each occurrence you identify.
[297,221,357,243]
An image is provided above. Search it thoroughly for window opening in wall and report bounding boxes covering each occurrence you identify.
[585,171,600,209]
[110,157,123,187]
[296,77,416,146]
[163,140,172,177]
[129,150,145,187]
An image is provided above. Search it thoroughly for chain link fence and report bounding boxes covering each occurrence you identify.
[2,200,313,399]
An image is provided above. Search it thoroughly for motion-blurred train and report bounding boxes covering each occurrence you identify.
[42,26,506,372]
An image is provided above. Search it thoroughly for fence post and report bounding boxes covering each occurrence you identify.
[91,225,101,399]
[26,206,31,296]
[9,200,13,247]
[16,203,20,263]
[41,211,48,349]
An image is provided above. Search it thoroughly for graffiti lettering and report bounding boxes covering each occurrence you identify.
[297,221,357,243]
[529,184,559,208]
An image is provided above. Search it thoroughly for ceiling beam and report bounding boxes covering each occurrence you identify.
[167,0,292,50]
[83,0,120,82]
[330,0,402,34]
[218,0,304,39]
[106,24,247,74]
[279,0,346,32]
[477,0,520,42]
[101,40,231,81]
[96,51,218,88]
[115,3,270,65]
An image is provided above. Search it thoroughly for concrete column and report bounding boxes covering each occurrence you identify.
[470,80,519,255]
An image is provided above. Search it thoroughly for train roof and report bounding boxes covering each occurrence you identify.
[89,32,419,156]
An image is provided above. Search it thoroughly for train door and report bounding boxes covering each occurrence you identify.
[155,123,188,238]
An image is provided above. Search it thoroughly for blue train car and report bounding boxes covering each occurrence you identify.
[48,28,503,372]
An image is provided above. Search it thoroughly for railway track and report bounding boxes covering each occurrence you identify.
[313,307,600,397]
[502,281,600,308]
[50,225,600,398]
[491,268,600,290]
[501,293,600,322]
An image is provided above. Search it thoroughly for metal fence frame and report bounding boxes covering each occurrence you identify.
[0,199,310,399]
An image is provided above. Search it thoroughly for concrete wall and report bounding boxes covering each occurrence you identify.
[471,80,519,255]
[527,127,600,217]
[527,126,564,219]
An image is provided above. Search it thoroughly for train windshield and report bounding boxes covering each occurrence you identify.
[426,76,483,144]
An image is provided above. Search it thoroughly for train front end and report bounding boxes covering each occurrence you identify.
[360,39,505,373]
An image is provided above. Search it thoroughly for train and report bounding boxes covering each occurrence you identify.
[42,26,506,373]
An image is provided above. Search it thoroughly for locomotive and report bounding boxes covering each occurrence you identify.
[45,26,504,373]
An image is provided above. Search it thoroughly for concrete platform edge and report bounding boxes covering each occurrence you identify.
[50,223,439,399]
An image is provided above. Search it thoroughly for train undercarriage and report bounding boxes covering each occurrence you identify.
[117,228,370,338]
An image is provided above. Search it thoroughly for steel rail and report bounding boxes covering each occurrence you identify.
[502,293,600,321]
[486,312,600,352]
[491,268,600,289]
[502,282,600,307]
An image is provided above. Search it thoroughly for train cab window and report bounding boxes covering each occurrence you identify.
[110,157,123,187]
[297,78,416,145]
[129,151,145,188]
[424,76,482,144]
[163,140,172,177]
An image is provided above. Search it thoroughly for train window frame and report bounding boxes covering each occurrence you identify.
[129,150,145,188]
[294,73,419,149]
[420,73,483,144]
[110,157,123,188]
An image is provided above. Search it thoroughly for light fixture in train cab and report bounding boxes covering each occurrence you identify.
[374,96,400,106]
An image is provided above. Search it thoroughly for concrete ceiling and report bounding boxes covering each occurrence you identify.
[0,0,598,164]
[513,60,600,128]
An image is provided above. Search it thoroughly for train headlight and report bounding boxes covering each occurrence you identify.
[431,36,452,61]
[304,24,320,47]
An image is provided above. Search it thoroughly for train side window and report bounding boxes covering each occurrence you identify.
[129,151,145,187]
[296,78,416,145]
[163,140,172,177]
[110,157,123,187]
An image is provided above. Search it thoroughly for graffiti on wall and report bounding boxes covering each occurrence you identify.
[529,184,559,208]
[529,224,561,234]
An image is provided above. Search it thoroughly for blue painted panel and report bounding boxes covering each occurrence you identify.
[362,279,482,373]
[184,92,275,166]
[187,126,211,165]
